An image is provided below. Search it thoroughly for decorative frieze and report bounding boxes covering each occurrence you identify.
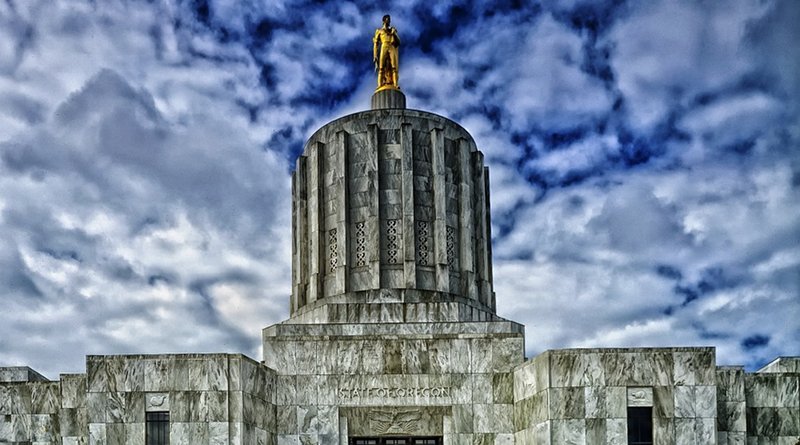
[417,220,430,266]
[386,219,399,264]
[328,228,338,272]
[446,225,457,267]
[355,222,367,267]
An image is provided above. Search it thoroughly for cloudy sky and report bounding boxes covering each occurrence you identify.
[1,0,798,378]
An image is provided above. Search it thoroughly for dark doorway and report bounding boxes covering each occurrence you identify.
[146,411,170,445]
[627,406,653,445]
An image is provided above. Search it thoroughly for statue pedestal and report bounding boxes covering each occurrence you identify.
[371,88,406,110]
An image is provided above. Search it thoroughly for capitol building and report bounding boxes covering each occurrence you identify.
[1,35,798,445]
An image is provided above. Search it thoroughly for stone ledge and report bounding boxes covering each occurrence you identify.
[263,319,524,339]
[0,366,50,382]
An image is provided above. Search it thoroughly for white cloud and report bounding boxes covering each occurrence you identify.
[503,15,613,131]
[0,65,291,376]
[524,134,620,182]
[608,0,770,133]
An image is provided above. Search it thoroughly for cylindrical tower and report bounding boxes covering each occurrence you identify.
[289,91,497,322]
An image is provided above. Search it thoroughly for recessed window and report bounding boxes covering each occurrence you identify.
[627,406,653,445]
[146,411,170,445]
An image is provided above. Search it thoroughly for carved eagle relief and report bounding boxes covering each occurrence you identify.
[147,394,167,408]
[367,408,422,434]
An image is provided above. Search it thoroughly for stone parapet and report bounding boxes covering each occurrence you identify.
[285,289,504,324]
[757,357,800,373]
[0,366,50,382]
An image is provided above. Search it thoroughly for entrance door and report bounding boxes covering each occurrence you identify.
[349,438,442,445]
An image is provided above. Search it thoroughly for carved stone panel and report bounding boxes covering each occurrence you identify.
[329,228,339,272]
[144,393,169,412]
[417,221,430,266]
[341,406,449,437]
[385,219,400,265]
[355,221,368,267]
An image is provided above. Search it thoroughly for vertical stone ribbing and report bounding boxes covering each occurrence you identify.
[431,127,448,293]
[378,129,404,288]
[367,124,381,289]
[291,170,297,312]
[483,166,495,311]
[292,160,309,310]
[347,131,374,292]
[307,142,325,304]
[444,138,461,294]
[412,128,435,290]
[322,141,339,298]
[472,151,489,306]
[457,138,476,301]
[336,130,349,294]
[400,124,416,288]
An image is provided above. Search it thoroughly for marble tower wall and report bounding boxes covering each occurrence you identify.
[290,110,496,317]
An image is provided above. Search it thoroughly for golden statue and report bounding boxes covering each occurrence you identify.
[373,15,400,91]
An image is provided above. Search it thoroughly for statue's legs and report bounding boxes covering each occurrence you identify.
[379,47,399,88]
[389,49,399,87]
[379,47,388,87]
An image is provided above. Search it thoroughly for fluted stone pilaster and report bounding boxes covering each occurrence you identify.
[371,88,406,109]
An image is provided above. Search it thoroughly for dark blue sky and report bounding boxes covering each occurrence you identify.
[0,0,798,377]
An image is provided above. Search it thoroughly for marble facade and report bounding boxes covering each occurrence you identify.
[513,348,721,444]
[2,90,798,445]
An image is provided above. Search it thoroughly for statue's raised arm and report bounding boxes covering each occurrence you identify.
[373,14,400,91]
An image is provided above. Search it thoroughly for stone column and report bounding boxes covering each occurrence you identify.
[401,123,416,288]
[431,127,449,293]
[457,138,476,301]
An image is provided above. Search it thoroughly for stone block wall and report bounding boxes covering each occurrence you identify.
[3,349,800,444]
[1,355,275,445]
[717,366,747,444]
[263,320,524,445]
[61,374,89,444]
[744,368,799,443]
[513,347,718,445]
[0,380,62,443]
[513,352,550,444]
[240,357,278,445]
[84,353,275,445]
